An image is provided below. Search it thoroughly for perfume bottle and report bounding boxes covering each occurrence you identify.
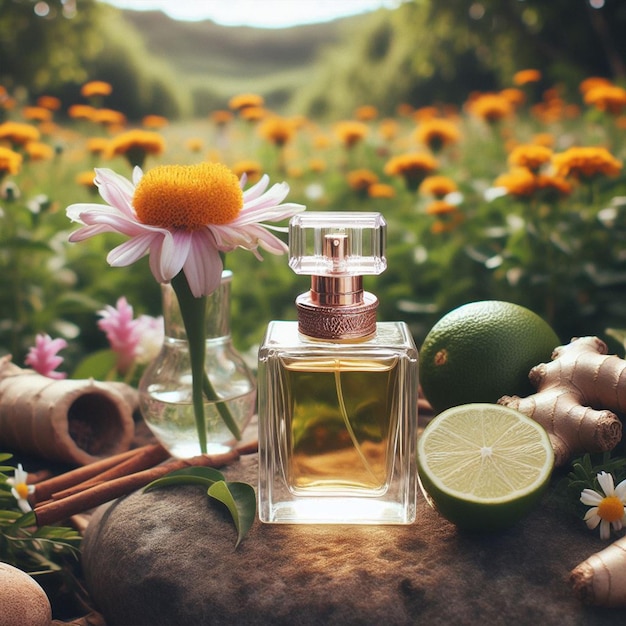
[258,212,418,524]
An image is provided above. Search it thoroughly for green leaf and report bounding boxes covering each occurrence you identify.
[71,348,119,380]
[207,480,256,548]
[144,466,225,492]
[0,453,14,463]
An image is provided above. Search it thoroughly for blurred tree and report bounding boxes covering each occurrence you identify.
[291,0,626,118]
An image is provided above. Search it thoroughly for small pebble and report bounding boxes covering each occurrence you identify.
[0,562,52,626]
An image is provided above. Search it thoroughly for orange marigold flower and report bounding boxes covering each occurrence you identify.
[368,183,396,199]
[92,108,127,127]
[0,145,22,176]
[86,137,110,155]
[231,159,263,183]
[24,141,54,161]
[312,133,331,149]
[431,212,464,234]
[37,95,61,111]
[142,114,169,129]
[81,80,113,98]
[228,93,264,111]
[513,69,541,86]
[347,169,378,192]
[76,170,97,189]
[500,88,526,109]
[106,129,166,168]
[0,121,40,146]
[22,106,53,123]
[507,144,553,173]
[354,105,378,121]
[396,103,414,117]
[378,118,399,142]
[419,175,458,198]
[426,199,459,216]
[493,167,537,197]
[466,93,514,124]
[258,116,296,147]
[584,84,626,115]
[531,133,555,148]
[185,138,204,153]
[384,152,438,191]
[414,118,461,152]
[308,157,327,173]
[412,106,439,122]
[552,146,622,181]
[239,106,267,122]
[579,76,613,95]
[210,110,234,125]
[333,120,369,149]
[68,104,97,121]
[534,173,573,199]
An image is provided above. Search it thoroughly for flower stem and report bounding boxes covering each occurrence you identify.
[171,272,241,455]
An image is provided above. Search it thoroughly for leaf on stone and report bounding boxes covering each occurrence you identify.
[207,480,256,548]
[143,466,226,492]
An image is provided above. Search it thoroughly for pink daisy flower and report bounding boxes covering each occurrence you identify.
[66,163,305,297]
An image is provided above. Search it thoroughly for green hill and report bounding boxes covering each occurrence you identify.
[120,9,367,113]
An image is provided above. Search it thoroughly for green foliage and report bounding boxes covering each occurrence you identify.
[145,466,256,547]
[0,454,81,576]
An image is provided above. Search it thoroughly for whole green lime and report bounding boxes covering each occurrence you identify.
[419,300,559,414]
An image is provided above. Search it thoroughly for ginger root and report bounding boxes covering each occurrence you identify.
[570,535,626,606]
[499,336,623,467]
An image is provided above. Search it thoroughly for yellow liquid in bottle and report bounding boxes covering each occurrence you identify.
[281,357,399,494]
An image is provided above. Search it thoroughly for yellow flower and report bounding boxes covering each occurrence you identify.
[513,69,541,85]
[86,137,110,155]
[426,199,459,216]
[384,152,438,191]
[185,137,204,153]
[0,146,22,177]
[68,104,97,121]
[466,93,514,124]
[507,144,553,173]
[414,118,461,152]
[552,147,622,181]
[0,121,40,147]
[258,116,296,147]
[142,115,169,129]
[81,80,113,98]
[24,141,54,161]
[22,106,53,123]
[228,93,264,111]
[346,169,378,192]
[354,105,378,121]
[333,120,369,149]
[231,159,263,183]
[368,183,396,199]
[106,129,166,168]
[584,84,626,116]
[239,106,267,123]
[210,110,234,126]
[37,95,62,111]
[76,170,97,192]
[92,108,127,127]
[419,175,458,198]
[493,167,537,197]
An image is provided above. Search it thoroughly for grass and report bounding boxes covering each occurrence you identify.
[2,78,626,378]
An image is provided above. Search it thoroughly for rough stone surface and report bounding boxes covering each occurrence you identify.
[83,455,621,626]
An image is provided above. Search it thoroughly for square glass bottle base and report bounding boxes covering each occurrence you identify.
[258,321,418,525]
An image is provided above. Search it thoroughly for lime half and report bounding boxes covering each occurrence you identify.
[418,403,554,531]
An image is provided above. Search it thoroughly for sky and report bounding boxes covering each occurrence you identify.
[99,0,401,28]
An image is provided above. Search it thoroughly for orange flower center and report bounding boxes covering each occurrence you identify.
[15,482,29,499]
[597,495,625,523]
[133,162,243,231]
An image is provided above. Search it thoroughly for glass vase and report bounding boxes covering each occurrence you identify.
[139,270,257,458]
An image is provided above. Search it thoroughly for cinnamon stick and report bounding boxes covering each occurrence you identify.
[34,449,240,527]
[32,444,162,504]
[50,443,170,500]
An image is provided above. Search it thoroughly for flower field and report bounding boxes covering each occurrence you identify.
[1,73,626,376]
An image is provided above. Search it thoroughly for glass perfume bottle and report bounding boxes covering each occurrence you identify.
[258,212,418,524]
